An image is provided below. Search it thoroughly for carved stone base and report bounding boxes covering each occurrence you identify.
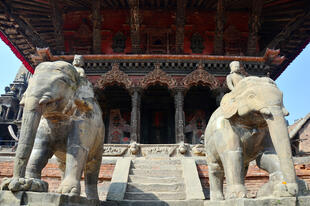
[0,191,113,206]
[204,196,310,206]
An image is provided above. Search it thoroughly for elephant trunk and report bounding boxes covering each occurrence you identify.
[265,108,296,184]
[13,97,42,178]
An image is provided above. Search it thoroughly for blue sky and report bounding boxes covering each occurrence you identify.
[0,40,309,124]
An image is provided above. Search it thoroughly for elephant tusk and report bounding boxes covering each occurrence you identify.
[39,96,51,105]
[260,108,271,116]
[282,108,289,116]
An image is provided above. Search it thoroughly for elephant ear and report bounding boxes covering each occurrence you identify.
[74,78,95,113]
[220,92,238,119]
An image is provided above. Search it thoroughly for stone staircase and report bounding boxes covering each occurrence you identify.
[107,157,205,205]
[124,159,186,201]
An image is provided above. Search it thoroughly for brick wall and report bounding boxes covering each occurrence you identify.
[197,164,310,198]
[0,161,115,201]
[1,161,310,200]
[299,121,310,153]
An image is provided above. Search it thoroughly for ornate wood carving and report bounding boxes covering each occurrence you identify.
[174,88,185,143]
[176,0,186,54]
[181,64,220,90]
[247,0,263,56]
[139,64,177,89]
[264,10,310,52]
[0,0,48,48]
[263,48,285,65]
[49,0,64,54]
[190,33,204,54]
[112,32,126,53]
[130,87,142,142]
[224,25,242,55]
[92,0,101,54]
[96,63,133,90]
[214,0,226,55]
[129,0,141,54]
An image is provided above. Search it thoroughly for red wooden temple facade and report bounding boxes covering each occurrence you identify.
[0,0,310,145]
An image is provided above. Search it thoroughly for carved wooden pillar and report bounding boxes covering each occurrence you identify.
[176,0,186,54]
[174,88,185,143]
[92,0,102,54]
[247,0,263,56]
[129,0,141,54]
[130,87,142,142]
[214,0,226,55]
[49,0,64,54]
[17,106,23,120]
[5,106,11,120]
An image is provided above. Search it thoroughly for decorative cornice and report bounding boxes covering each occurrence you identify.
[139,64,177,89]
[181,64,220,90]
[96,63,133,90]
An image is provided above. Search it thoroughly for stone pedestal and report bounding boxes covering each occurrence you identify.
[0,191,114,206]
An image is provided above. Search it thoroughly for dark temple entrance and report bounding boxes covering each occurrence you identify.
[140,85,175,144]
[184,85,217,144]
[98,85,132,144]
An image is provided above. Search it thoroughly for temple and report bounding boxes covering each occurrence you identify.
[0,0,310,203]
[1,0,309,146]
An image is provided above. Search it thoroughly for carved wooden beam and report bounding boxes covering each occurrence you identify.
[176,0,186,54]
[263,10,310,52]
[247,0,263,56]
[49,0,64,54]
[213,0,226,55]
[92,0,102,54]
[129,0,141,53]
[0,0,48,48]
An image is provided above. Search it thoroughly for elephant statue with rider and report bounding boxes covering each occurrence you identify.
[205,75,307,200]
[1,60,104,200]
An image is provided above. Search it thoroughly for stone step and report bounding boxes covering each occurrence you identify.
[131,164,181,170]
[128,175,184,184]
[116,200,204,206]
[132,159,181,165]
[126,183,185,192]
[124,192,186,200]
[129,169,183,177]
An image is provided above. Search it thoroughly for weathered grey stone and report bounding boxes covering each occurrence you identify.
[297,196,310,206]
[126,183,185,192]
[116,200,204,206]
[0,61,105,200]
[128,175,184,184]
[0,191,117,206]
[182,158,205,200]
[129,169,183,177]
[124,192,186,200]
[203,196,310,206]
[107,158,131,201]
[205,75,300,200]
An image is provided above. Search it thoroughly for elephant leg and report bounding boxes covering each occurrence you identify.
[216,129,246,199]
[208,160,224,200]
[84,148,102,200]
[24,122,52,192]
[57,121,89,196]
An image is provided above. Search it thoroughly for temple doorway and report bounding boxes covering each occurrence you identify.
[98,85,132,144]
[140,85,175,144]
[184,85,217,144]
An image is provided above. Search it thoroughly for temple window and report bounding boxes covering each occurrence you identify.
[190,33,205,54]
[112,32,126,53]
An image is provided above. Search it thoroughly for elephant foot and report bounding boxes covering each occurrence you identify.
[57,178,80,196]
[273,182,298,197]
[210,191,224,201]
[257,172,299,198]
[226,184,247,199]
[0,177,48,192]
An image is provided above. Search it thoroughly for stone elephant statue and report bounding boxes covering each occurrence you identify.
[1,61,104,199]
[204,76,302,200]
